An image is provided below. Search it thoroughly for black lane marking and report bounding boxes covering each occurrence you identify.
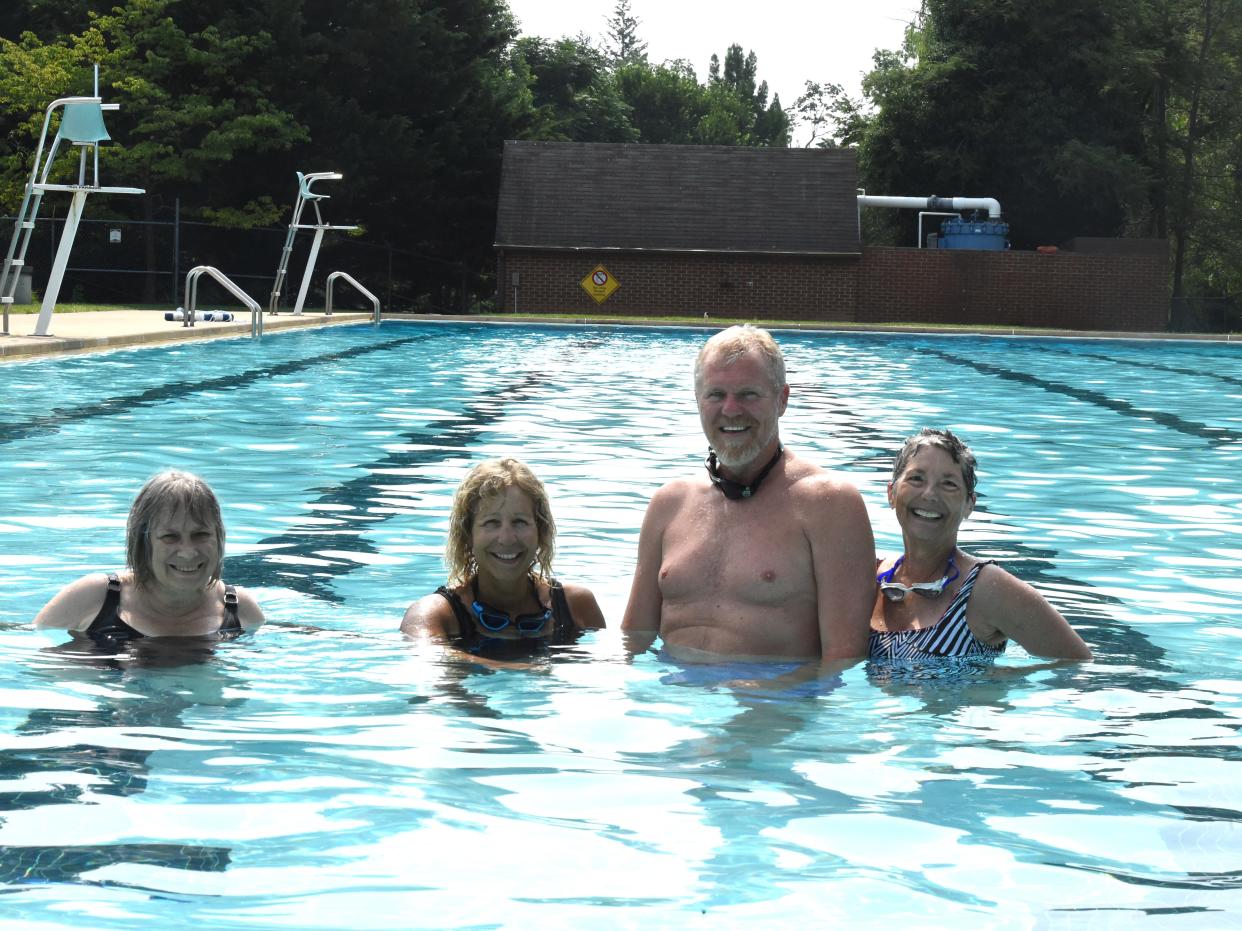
[1046,346,1242,391]
[919,347,1242,446]
[0,334,433,447]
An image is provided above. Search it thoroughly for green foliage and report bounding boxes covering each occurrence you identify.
[0,34,81,206]
[792,81,866,149]
[604,0,647,67]
[612,60,706,144]
[700,44,789,145]
[859,0,1149,249]
[509,36,637,142]
[850,0,1242,299]
[0,0,793,308]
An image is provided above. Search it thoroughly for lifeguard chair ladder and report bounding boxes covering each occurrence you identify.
[269,171,358,316]
[0,89,143,336]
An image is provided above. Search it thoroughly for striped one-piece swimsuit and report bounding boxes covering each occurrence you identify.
[869,561,1006,661]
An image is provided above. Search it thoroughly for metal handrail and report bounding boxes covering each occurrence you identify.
[184,265,264,337]
[325,270,380,325]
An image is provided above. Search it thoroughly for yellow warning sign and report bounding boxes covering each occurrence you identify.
[580,264,619,304]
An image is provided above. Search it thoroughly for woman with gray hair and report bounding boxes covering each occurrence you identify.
[35,470,264,640]
[402,457,604,656]
[871,429,1090,662]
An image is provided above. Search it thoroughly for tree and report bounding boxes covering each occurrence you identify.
[858,0,1149,249]
[0,0,529,308]
[852,0,1242,300]
[604,0,647,67]
[702,44,789,145]
[791,81,866,149]
[509,36,637,142]
[612,59,707,144]
[1132,0,1242,298]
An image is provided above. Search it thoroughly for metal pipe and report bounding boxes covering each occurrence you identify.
[917,211,959,248]
[858,194,1003,220]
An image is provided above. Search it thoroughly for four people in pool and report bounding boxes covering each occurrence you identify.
[33,326,1091,665]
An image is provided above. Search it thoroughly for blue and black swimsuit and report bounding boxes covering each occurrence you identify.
[869,561,1006,660]
[435,580,579,655]
[84,572,243,643]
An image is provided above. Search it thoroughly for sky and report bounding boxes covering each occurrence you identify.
[504,0,920,145]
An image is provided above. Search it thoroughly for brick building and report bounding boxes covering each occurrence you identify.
[494,141,1169,331]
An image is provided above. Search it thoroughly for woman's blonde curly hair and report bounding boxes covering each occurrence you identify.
[444,458,556,587]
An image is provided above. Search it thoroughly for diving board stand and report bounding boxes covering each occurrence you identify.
[269,171,359,316]
[0,88,143,337]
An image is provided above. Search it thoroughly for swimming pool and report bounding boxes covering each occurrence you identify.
[2,321,1241,927]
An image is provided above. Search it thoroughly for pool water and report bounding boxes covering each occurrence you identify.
[1,321,1241,928]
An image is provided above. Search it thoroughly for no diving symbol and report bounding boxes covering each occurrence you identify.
[580,264,619,303]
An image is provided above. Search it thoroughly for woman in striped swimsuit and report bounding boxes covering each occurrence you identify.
[870,429,1091,662]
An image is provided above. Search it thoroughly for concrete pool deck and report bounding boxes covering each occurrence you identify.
[0,308,373,360]
[0,309,1231,362]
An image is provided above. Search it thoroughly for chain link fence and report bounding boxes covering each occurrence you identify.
[2,203,467,312]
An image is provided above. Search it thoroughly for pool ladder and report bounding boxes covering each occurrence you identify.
[183,266,263,337]
[325,271,380,324]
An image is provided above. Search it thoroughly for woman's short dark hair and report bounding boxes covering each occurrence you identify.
[126,470,225,589]
[892,428,977,494]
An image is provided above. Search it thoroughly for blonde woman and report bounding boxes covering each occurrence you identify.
[402,458,604,654]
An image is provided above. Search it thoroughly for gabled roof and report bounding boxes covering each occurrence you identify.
[495,141,860,255]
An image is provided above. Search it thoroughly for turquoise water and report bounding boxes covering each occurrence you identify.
[1,321,1241,927]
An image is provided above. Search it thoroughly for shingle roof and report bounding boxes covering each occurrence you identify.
[495,141,860,255]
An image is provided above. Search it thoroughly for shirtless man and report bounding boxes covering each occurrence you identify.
[621,325,875,662]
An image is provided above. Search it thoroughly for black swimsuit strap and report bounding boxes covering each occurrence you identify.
[435,585,476,637]
[87,574,243,639]
[548,581,576,637]
[221,584,242,632]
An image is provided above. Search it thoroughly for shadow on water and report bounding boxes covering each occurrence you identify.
[224,335,601,602]
[0,635,245,888]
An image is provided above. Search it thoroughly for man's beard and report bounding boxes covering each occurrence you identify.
[712,423,775,472]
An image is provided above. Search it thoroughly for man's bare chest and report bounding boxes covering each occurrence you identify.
[658,498,811,604]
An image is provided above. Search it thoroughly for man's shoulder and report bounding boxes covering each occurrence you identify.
[783,453,860,498]
[652,473,709,503]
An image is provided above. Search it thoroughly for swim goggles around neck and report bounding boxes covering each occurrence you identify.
[470,577,553,636]
[876,556,960,602]
[705,444,783,500]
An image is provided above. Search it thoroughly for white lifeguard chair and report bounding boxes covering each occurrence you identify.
[0,84,144,336]
[269,171,359,315]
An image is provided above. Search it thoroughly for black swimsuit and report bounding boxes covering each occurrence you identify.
[84,572,243,643]
[435,579,579,655]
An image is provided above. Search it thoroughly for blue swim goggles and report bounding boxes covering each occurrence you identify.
[876,556,959,602]
[470,578,553,637]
